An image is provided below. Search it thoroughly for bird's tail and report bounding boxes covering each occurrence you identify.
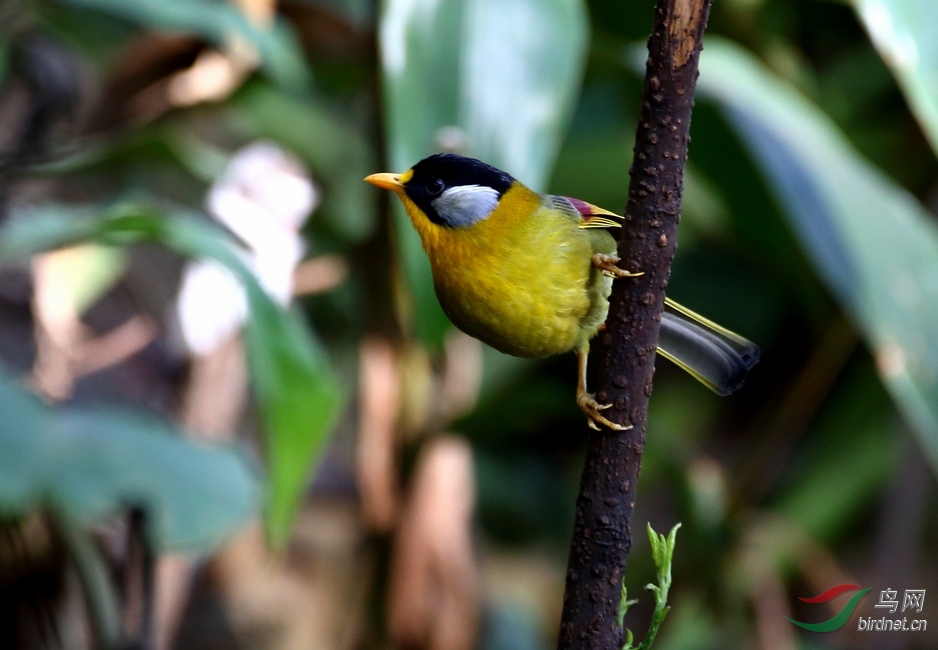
[657,298,760,395]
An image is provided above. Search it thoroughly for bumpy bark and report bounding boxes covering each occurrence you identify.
[557,1,712,648]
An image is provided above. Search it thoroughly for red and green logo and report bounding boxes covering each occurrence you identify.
[785,584,872,632]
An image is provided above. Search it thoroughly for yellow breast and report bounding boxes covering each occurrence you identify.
[400,183,611,358]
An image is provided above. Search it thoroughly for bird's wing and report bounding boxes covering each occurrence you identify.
[544,194,624,230]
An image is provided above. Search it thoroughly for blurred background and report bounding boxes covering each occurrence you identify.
[0,0,937,649]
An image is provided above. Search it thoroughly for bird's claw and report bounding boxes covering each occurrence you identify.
[592,253,643,279]
[577,391,632,431]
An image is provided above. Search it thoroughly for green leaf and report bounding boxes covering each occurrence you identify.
[618,583,638,628]
[0,374,257,551]
[56,408,256,549]
[622,628,634,650]
[696,39,938,474]
[0,204,343,545]
[377,0,588,345]
[0,375,48,509]
[647,523,664,569]
[241,303,342,545]
[60,0,312,91]
[852,0,938,155]
[378,0,464,345]
[458,0,588,190]
[620,523,680,650]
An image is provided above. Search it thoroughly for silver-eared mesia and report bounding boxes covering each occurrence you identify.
[366,153,759,430]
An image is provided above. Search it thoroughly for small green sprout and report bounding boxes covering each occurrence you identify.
[619,522,681,650]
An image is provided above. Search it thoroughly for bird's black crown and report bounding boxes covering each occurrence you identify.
[402,154,514,226]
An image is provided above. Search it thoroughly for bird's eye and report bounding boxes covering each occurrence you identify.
[427,178,445,195]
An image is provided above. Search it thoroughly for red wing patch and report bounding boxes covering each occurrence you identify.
[565,196,595,218]
[563,196,623,230]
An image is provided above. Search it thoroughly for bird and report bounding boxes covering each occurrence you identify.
[365,153,759,431]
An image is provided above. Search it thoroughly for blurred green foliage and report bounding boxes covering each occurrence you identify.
[62,0,314,90]
[696,38,938,473]
[0,372,257,550]
[853,0,938,155]
[0,203,342,546]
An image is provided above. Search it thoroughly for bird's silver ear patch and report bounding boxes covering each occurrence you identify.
[431,185,500,228]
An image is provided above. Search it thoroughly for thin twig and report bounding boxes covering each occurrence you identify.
[557,1,712,647]
[58,518,123,649]
[124,508,155,650]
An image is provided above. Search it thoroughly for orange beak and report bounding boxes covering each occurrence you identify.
[364,172,404,192]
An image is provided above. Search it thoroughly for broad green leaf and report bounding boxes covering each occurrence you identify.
[378,0,588,345]
[0,374,257,550]
[379,0,588,185]
[379,0,463,345]
[459,0,588,190]
[240,298,343,545]
[61,0,312,91]
[0,375,48,509]
[0,204,343,545]
[853,0,938,155]
[55,408,256,549]
[696,40,938,472]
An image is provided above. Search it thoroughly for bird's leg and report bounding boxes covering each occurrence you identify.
[576,345,632,431]
[591,253,643,279]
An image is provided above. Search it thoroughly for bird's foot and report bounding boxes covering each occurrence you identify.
[592,253,643,279]
[576,391,632,431]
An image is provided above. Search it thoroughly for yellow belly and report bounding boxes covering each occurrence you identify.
[415,189,614,358]
[433,252,594,358]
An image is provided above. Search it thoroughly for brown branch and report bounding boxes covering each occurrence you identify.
[123,508,155,650]
[557,0,712,648]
